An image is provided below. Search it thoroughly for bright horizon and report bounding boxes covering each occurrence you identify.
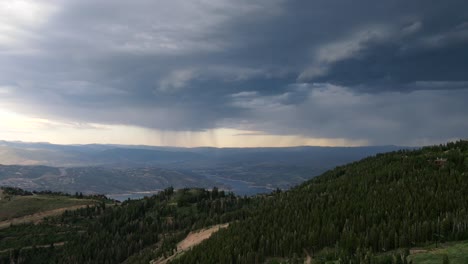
[0,108,370,148]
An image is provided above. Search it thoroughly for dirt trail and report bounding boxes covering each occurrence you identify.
[177,223,229,251]
[0,205,89,229]
[303,249,312,264]
[152,223,229,264]
[0,242,65,254]
[410,248,429,254]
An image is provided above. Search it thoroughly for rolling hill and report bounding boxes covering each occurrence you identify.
[0,165,221,198]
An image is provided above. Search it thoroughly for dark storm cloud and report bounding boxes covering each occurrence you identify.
[304,22,468,90]
[230,83,468,145]
[0,0,467,144]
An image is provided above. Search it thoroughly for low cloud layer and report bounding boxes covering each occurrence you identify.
[0,0,467,146]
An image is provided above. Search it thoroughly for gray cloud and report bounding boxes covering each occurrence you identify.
[229,83,468,145]
[0,0,467,145]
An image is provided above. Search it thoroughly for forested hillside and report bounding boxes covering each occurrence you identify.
[2,141,467,263]
[172,141,468,263]
[0,187,254,264]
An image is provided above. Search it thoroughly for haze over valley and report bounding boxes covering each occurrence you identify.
[0,140,406,199]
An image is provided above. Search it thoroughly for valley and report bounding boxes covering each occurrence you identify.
[0,165,221,197]
[0,141,406,197]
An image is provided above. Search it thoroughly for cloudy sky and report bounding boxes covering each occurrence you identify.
[0,0,467,147]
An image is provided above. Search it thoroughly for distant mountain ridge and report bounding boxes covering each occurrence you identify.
[0,140,409,167]
[0,140,411,195]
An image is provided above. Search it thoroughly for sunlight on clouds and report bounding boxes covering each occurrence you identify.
[0,109,367,147]
[0,1,57,50]
[0,1,52,24]
[206,129,369,147]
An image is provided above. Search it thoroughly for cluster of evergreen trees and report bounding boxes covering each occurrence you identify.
[1,187,33,196]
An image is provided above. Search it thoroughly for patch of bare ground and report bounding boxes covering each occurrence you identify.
[0,205,89,229]
[303,249,312,264]
[151,223,229,264]
[409,248,429,254]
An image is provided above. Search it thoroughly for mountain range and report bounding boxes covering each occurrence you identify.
[0,140,408,197]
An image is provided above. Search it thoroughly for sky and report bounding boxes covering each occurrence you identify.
[0,0,467,147]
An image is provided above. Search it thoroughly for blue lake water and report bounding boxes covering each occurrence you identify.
[106,172,273,201]
[107,191,160,202]
[200,173,273,196]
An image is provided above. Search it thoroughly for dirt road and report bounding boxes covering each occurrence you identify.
[152,223,229,264]
[0,242,65,254]
[0,205,89,229]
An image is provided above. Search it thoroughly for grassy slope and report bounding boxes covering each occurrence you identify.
[0,194,96,221]
[409,241,468,264]
[0,191,112,257]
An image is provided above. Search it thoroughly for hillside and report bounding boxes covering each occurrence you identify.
[0,187,105,229]
[171,141,468,263]
[0,187,254,264]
